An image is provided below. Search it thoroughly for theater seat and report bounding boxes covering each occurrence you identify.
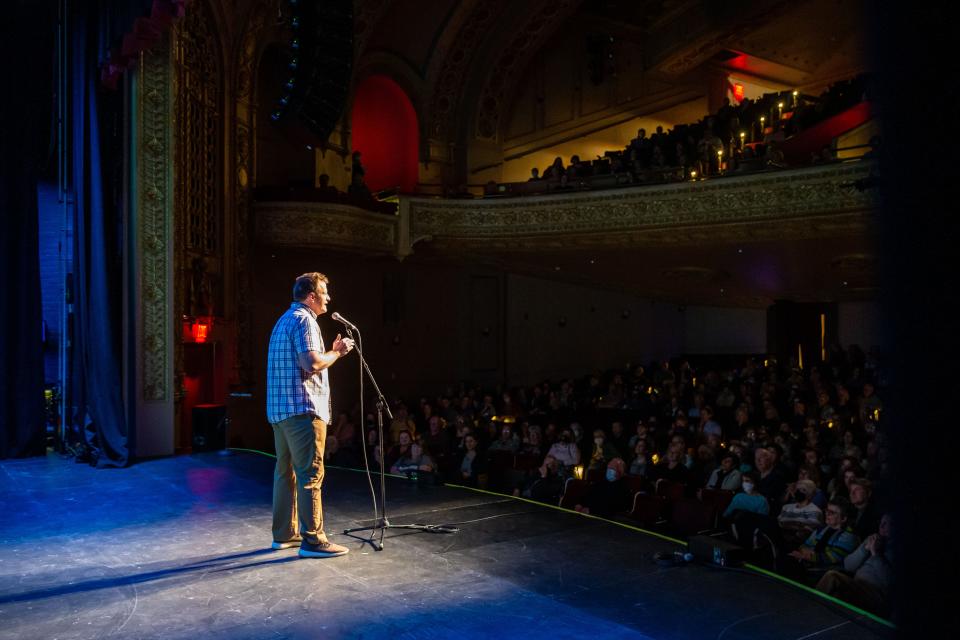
[559,478,590,510]
[628,493,667,527]
[655,479,686,501]
[668,498,717,536]
[624,475,647,495]
[700,488,735,527]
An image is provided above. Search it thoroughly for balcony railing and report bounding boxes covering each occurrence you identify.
[254,160,878,257]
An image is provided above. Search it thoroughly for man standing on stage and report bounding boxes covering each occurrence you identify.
[267,272,354,558]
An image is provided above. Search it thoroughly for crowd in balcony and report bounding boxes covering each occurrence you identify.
[485,73,876,197]
[325,343,892,617]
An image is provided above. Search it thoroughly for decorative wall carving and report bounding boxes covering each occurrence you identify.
[175,5,221,257]
[408,163,879,249]
[174,3,224,352]
[138,37,173,401]
[254,203,396,254]
[254,163,878,260]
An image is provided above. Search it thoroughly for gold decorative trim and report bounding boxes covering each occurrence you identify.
[138,37,173,401]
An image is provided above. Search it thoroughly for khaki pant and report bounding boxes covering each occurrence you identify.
[272,414,328,545]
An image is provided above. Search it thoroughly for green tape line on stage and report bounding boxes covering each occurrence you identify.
[444,481,688,545]
[744,563,896,629]
[226,449,896,628]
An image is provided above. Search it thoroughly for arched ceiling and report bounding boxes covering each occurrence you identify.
[356,0,870,150]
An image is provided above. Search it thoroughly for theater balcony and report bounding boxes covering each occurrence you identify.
[254,159,878,308]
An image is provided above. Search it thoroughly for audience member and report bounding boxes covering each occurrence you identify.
[816,513,893,615]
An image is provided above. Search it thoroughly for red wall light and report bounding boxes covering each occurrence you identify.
[191,321,210,343]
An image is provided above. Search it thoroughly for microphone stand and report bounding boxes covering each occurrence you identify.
[340,323,457,551]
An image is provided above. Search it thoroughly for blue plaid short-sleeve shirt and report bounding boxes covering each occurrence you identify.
[266,302,330,424]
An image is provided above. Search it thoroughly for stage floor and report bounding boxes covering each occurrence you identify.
[0,452,893,639]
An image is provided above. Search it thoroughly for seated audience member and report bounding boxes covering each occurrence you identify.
[788,464,828,509]
[700,406,722,439]
[384,430,414,471]
[389,440,420,476]
[628,420,648,449]
[543,156,565,180]
[458,434,485,487]
[755,446,788,512]
[423,415,453,473]
[528,167,541,181]
[690,444,718,487]
[785,497,859,576]
[389,404,417,445]
[587,428,620,471]
[610,421,630,458]
[816,513,893,615]
[517,454,564,502]
[706,452,742,491]
[546,428,581,471]
[574,458,632,517]
[654,446,690,483]
[519,426,545,459]
[488,424,520,454]
[828,461,862,501]
[777,479,825,545]
[848,477,882,541]
[628,439,653,478]
[763,140,786,167]
[723,471,770,519]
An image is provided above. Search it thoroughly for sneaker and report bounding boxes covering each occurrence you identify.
[298,540,349,558]
[271,536,302,550]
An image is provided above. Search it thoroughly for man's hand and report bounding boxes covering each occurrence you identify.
[789,547,814,562]
[332,333,354,356]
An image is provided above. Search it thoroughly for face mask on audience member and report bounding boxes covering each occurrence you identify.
[742,482,754,493]
[606,468,618,482]
[794,490,807,503]
[594,437,604,447]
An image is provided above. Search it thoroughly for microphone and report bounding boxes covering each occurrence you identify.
[331,312,358,332]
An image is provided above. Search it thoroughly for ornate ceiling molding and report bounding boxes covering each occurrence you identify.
[424,0,508,141]
[254,202,397,254]
[473,0,582,141]
[408,162,878,249]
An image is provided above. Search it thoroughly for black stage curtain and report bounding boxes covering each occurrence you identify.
[0,2,55,458]
[68,2,129,467]
[874,2,958,635]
